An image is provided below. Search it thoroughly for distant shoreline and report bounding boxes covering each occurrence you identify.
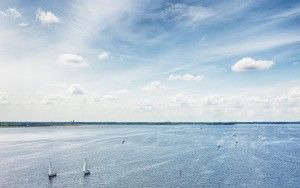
[0,121,299,128]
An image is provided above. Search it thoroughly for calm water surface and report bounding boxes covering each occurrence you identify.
[0,124,299,187]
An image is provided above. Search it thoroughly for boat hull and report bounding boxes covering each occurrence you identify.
[48,173,57,178]
[83,170,90,175]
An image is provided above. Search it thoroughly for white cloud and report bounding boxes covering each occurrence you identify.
[42,95,64,105]
[0,96,9,105]
[52,83,67,88]
[58,54,89,67]
[93,98,101,103]
[134,87,300,119]
[102,94,116,101]
[167,93,193,107]
[0,8,21,18]
[232,57,275,72]
[200,95,222,106]
[19,22,29,27]
[288,87,300,98]
[139,99,157,111]
[69,84,85,95]
[110,89,128,95]
[36,9,60,25]
[168,74,204,81]
[162,4,215,26]
[98,51,111,62]
[141,81,166,91]
[275,87,300,105]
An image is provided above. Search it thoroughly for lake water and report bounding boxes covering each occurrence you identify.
[0,124,299,188]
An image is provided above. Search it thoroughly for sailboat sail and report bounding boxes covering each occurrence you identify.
[48,161,57,177]
[48,162,52,175]
[83,159,87,171]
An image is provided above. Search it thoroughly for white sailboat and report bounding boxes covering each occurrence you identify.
[48,161,57,178]
[82,158,90,175]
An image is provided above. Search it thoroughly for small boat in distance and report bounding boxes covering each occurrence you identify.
[82,158,91,175]
[48,161,57,178]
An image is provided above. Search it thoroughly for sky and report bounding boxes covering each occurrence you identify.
[0,0,299,121]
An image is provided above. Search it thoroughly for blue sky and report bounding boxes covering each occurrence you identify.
[0,0,299,121]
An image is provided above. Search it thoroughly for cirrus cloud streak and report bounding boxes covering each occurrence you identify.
[169,74,204,81]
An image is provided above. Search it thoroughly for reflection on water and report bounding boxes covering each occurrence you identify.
[0,124,299,187]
